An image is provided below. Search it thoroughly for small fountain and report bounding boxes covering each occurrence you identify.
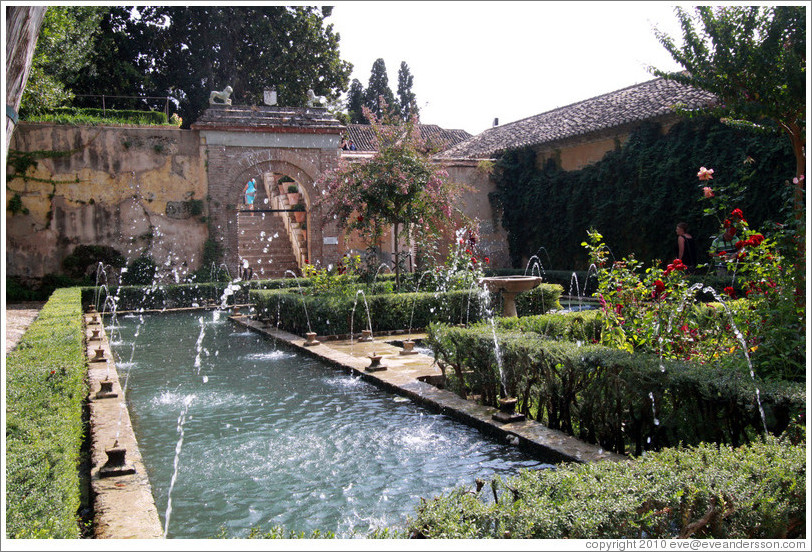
[492,397,526,424]
[303,332,320,347]
[358,329,374,342]
[399,340,418,356]
[91,347,107,362]
[95,379,118,400]
[366,352,387,372]
[89,328,101,341]
[98,441,136,478]
[479,275,542,317]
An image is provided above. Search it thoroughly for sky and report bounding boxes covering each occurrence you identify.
[327,1,690,135]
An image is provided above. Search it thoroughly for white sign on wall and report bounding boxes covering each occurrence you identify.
[323,236,338,245]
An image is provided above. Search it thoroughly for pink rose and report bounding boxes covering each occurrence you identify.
[697,167,714,181]
[703,186,714,198]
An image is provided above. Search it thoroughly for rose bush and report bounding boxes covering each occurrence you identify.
[582,165,804,380]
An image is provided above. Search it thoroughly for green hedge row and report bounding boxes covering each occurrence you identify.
[250,284,563,336]
[5,288,88,538]
[406,438,806,538]
[84,279,304,311]
[426,320,805,455]
[46,107,168,125]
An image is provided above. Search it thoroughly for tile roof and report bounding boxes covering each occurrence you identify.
[192,105,344,132]
[435,77,718,159]
[343,123,472,152]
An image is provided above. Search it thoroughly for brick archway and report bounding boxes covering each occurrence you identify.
[192,105,345,277]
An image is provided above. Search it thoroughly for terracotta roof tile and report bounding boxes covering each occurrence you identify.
[343,123,472,152]
[436,77,718,159]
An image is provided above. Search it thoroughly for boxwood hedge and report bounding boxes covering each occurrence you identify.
[250,284,563,337]
[5,288,87,538]
[406,438,806,539]
[426,320,805,455]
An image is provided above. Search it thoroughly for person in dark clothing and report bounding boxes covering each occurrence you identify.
[676,222,698,272]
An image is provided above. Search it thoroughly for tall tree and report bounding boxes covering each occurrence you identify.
[71,6,166,111]
[396,61,418,121]
[71,6,352,126]
[18,6,105,115]
[315,104,459,289]
[652,6,806,213]
[346,78,366,123]
[364,58,396,120]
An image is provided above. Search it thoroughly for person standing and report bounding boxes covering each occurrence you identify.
[243,178,256,210]
[675,222,697,273]
[709,225,739,277]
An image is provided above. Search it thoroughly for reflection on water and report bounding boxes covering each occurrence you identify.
[110,311,550,538]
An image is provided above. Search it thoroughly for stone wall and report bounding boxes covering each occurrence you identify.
[7,123,207,282]
[6,122,508,282]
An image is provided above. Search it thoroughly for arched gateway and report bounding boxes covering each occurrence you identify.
[191,104,345,278]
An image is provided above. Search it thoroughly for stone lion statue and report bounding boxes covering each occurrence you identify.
[209,86,233,105]
[307,89,326,107]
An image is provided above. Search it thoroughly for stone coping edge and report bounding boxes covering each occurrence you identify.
[85,314,164,539]
[232,315,626,465]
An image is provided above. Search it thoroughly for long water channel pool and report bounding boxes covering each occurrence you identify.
[109,310,551,538]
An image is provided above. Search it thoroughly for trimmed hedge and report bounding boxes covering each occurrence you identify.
[426,321,805,455]
[5,288,87,538]
[39,107,169,125]
[406,438,806,538]
[85,278,307,311]
[250,283,563,337]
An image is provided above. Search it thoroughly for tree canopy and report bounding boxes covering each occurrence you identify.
[397,61,419,121]
[29,6,353,127]
[315,105,458,288]
[651,6,806,202]
[20,6,106,115]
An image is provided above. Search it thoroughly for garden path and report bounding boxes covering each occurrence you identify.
[4,301,45,354]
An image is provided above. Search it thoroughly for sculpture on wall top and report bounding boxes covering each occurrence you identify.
[307,89,326,107]
[209,86,233,105]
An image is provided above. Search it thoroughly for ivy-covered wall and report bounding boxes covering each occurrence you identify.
[492,117,795,270]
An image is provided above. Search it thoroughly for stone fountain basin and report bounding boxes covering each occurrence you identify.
[479,275,542,293]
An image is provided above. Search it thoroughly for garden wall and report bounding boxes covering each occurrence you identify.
[6,123,208,283]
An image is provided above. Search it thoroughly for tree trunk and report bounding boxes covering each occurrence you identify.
[5,6,47,152]
[393,222,401,290]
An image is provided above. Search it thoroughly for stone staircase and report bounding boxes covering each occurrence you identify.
[237,211,301,278]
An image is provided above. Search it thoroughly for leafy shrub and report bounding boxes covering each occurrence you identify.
[121,256,158,285]
[61,244,126,279]
[29,107,169,125]
[406,439,806,539]
[5,288,87,538]
[426,322,805,455]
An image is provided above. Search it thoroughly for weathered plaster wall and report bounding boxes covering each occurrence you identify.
[6,123,207,281]
[534,116,680,172]
[445,161,510,269]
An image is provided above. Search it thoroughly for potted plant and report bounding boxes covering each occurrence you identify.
[278,175,294,195]
[292,202,306,223]
[286,184,300,205]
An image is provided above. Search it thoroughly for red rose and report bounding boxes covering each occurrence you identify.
[724,286,736,299]
[653,279,666,298]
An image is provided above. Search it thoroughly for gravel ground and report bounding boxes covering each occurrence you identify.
[4,302,46,355]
